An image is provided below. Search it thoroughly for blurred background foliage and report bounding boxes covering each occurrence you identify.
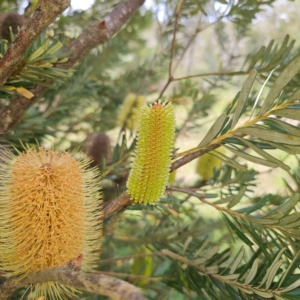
[2,0,300,299]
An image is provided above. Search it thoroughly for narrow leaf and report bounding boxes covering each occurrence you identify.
[220,274,240,280]
[265,260,283,289]
[260,55,300,115]
[183,236,193,255]
[227,186,247,209]
[225,145,279,169]
[265,141,296,155]
[236,137,290,171]
[231,70,257,129]
[239,127,300,145]
[281,278,300,293]
[274,108,300,121]
[229,247,244,274]
[244,258,260,285]
[198,114,227,147]
[252,289,273,298]
[267,194,299,217]
[214,152,248,172]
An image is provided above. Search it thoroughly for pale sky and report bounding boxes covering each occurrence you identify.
[71,0,153,11]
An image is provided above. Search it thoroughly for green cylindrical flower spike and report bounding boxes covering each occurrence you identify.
[0,147,102,299]
[127,101,175,204]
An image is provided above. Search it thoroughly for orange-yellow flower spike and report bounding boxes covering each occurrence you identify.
[0,147,102,299]
[127,102,175,204]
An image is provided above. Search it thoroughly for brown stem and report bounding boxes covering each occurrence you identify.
[103,191,132,220]
[0,0,145,134]
[0,0,70,87]
[0,263,148,300]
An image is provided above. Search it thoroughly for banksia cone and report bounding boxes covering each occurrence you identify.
[0,12,27,41]
[127,101,175,204]
[118,93,146,131]
[196,148,224,180]
[85,132,111,168]
[0,147,102,299]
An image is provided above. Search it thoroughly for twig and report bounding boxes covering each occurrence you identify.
[156,0,186,101]
[61,0,145,69]
[104,191,132,220]
[0,0,70,87]
[0,263,148,300]
[173,70,249,82]
[102,144,222,219]
[0,0,145,134]
[95,271,162,282]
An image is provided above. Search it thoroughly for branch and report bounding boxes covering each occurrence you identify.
[0,0,70,87]
[0,264,148,300]
[0,0,145,134]
[104,191,131,220]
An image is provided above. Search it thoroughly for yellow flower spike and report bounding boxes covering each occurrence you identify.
[196,148,224,180]
[127,101,175,204]
[118,93,146,131]
[0,147,102,299]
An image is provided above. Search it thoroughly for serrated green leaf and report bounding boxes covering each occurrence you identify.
[231,70,257,129]
[260,55,300,115]
[239,127,300,145]
[198,114,227,147]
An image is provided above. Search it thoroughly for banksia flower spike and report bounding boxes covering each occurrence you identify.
[118,93,146,131]
[196,148,224,180]
[127,101,175,204]
[0,147,102,299]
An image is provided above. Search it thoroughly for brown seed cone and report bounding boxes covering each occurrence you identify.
[85,132,111,168]
[0,147,102,298]
[0,12,27,41]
